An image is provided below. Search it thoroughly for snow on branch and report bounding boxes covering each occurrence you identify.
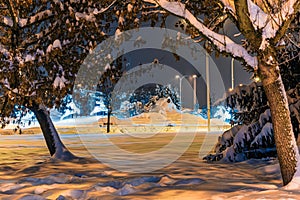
[93,0,118,14]
[0,15,13,27]
[19,9,54,28]
[0,43,9,57]
[250,122,273,149]
[19,21,59,49]
[152,0,258,69]
[18,0,117,27]
[221,0,299,49]
[65,0,117,23]
[246,0,299,49]
[70,0,117,21]
[74,12,96,22]
[205,108,274,162]
[142,10,167,15]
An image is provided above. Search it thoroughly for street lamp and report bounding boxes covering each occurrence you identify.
[254,76,261,82]
[175,74,189,110]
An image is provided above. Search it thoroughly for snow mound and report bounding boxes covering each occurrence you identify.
[59,189,86,199]
[95,175,204,196]
[151,98,178,112]
[115,184,138,196]
[158,175,176,186]
[126,176,161,186]
[19,195,45,200]
[34,185,58,195]
[0,183,27,193]
[19,173,74,185]
[173,178,205,186]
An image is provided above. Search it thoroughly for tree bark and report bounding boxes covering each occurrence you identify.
[30,103,76,160]
[259,60,299,186]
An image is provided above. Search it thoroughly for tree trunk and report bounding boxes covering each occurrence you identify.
[259,61,299,186]
[107,105,111,133]
[30,103,76,160]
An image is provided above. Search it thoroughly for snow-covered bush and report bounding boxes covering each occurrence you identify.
[113,84,179,119]
[205,109,275,162]
[205,81,300,162]
[199,105,232,122]
[57,94,80,120]
[205,46,300,162]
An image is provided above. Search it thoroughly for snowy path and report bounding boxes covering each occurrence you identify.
[0,132,299,199]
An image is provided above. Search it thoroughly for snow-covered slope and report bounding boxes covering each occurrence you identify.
[100,97,227,128]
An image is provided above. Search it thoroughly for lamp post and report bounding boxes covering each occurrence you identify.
[206,52,211,131]
[175,75,189,110]
[192,74,197,110]
[231,58,234,90]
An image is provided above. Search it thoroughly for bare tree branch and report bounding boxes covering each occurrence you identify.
[95,0,118,14]
[149,0,258,69]
[220,0,236,13]
[142,10,167,15]
[272,0,300,44]
[5,0,18,28]
[234,0,262,50]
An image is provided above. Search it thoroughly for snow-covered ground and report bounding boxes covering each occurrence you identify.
[1,98,300,199]
[0,132,300,199]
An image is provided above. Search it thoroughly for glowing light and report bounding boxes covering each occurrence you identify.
[254,77,261,82]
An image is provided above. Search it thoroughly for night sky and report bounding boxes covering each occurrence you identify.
[118,16,251,108]
[122,48,251,108]
[113,16,252,108]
